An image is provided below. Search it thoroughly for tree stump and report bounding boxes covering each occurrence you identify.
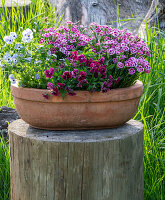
[9,119,144,200]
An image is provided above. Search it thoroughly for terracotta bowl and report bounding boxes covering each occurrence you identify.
[11,80,143,130]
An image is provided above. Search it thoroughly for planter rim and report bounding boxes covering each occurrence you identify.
[11,80,143,103]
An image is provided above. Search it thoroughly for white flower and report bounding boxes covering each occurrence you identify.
[47,50,51,56]
[12,54,18,64]
[3,35,14,44]
[22,28,33,43]
[0,65,5,71]
[4,53,12,63]
[24,57,32,62]
[0,60,4,71]
[22,28,33,37]
[34,60,42,64]
[9,74,16,85]
[10,32,17,39]
[15,44,23,50]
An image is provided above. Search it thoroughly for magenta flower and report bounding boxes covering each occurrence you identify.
[70,51,78,61]
[57,83,65,89]
[101,82,110,93]
[77,79,88,88]
[99,65,107,74]
[62,71,71,80]
[98,57,105,64]
[47,82,54,90]
[71,69,79,78]
[77,54,87,63]
[51,87,59,96]
[42,93,49,99]
[78,71,87,81]
[65,87,76,96]
[44,68,55,78]
[128,68,136,75]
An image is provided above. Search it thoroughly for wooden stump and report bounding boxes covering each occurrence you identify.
[9,119,144,200]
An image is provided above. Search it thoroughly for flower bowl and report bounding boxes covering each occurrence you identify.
[11,80,143,130]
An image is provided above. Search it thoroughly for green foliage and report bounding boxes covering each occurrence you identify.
[134,26,165,200]
[0,138,10,200]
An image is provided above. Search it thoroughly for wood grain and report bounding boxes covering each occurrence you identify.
[9,119,144,200]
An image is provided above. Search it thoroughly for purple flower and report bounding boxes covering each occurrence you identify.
[101,82,110,93]
[128,68,136,75]
[70,51,78,61]
[136,66,144,73]
[77,54,87,63]
[101,73,107,79]
[62,71,71,80]
[99,65,107,74]
[78,71,87,81]
[44,68,55,78]
[114,76,120,84]
[117,62,124,68]
[65,87,76,96]
[71,69,79,78]
[47,82,54,90]
[42,93,49,99]
[57,83,65,89]
[77,79,88,88]
[113,58,117,63]
[51,87,59,96]
[98,57,105,64]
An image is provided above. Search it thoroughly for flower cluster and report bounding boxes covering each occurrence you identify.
[1,22,151,98]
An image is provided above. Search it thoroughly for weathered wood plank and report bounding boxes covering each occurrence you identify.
[9,119,144,200]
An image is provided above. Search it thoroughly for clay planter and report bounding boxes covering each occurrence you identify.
[11,80,143,130]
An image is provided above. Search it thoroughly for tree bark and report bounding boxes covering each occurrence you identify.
[139,0,165,37]
[9,119,144,200]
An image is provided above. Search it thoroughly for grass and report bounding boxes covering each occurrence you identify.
[0,1,165,200]
[135,27,165,199]
[0,138,10,200]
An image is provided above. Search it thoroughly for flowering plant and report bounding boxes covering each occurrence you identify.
[0,22,151,98]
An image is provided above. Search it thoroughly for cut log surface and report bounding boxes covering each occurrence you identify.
[9,119,144,200]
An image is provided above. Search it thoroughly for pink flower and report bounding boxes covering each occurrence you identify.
[40,38,45,44]
[107,48,115,55]
[44,68,55,78]
[117,62,124,68]
[136,66,144,72]
[128,68,135,75]
[113,58,117,63]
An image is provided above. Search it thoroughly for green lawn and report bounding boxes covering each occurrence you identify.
[0,1,165,200]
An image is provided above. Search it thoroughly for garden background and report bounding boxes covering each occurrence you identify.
[0,0,164,199]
